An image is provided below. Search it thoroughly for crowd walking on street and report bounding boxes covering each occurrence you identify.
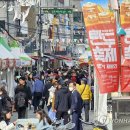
[0,66,94,130]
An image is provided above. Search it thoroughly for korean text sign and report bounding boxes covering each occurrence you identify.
[120,0,130,92]
[81,1,120,93]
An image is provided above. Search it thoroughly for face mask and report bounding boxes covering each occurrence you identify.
[69,87,73,91]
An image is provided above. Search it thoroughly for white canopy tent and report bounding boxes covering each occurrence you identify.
[11,47,32,66]
[0,43,14,59]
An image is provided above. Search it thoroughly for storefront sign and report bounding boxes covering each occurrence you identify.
[120,0,130,92]
[82,1,120,93]
[42,8,73,14]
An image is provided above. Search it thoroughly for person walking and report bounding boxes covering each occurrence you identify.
[32,75,44,113]
[0,86,12,114]
[15,77,32,119]
[77,78,92,122]
[42,78,52,111]
[69,82,83,130]
[54,82,71,124]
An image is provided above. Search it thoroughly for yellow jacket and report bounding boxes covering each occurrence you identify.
[77,84,92,100]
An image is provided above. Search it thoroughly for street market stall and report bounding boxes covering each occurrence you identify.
[0,37,16,98]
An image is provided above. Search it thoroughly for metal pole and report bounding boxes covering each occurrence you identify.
[38,0,43,72]
[7,1,9,32]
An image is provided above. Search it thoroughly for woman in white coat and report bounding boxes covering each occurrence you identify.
[0,110,16,130]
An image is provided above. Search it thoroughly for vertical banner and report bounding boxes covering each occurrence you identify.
[81,1,120,93]
[120,0,130,92]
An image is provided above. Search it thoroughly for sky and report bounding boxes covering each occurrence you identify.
[80,0,124,8]
[80,0,108,8]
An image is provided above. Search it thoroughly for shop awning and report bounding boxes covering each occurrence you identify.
[43,54,54,60]
[55,55,72,61]
[0,37,16,69]
[0,37,14,59]
[11,47,32,66]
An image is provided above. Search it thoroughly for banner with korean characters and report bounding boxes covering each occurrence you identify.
[120,0,130,92]
[81,1,120,93]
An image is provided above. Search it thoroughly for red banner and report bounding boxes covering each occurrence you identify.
[120,2,130,92]
[82,2,120,93]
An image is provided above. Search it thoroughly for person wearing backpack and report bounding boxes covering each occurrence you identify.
[77,78,92,122]
[15,77,32,119]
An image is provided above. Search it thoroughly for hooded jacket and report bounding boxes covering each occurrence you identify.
[55,87,71,112]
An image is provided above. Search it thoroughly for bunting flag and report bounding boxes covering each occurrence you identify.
[120,0,130,92]
[82,0,120,93]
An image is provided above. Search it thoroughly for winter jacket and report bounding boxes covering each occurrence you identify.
[32,79,44,95]
[77,84,92,101]
[27,80,34,93]
[0,121,15,130]
[43,82,52,99]
[15,85,32,109]
[71,90,83,113]
[55,87,71,112]
[0,94,12,112]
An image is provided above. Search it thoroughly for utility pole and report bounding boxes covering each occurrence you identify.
[37,0,43,72]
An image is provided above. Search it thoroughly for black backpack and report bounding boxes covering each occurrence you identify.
[4,97,12,111]
[15,92,26,108]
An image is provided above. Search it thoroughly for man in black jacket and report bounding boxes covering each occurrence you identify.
[69,82,83,130]
[42,78,52,111]
[15,77,32,119]
[55,82,71,124]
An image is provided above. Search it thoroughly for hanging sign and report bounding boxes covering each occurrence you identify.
[120,0,130,92]
[42,8,73,14]
[81,1,120,93]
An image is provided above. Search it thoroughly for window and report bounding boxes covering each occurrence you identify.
[15,19,28,37]
[73,12,83,22]
[0,20,5,30]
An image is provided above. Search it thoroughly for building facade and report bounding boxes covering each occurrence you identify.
[0,0,86,69]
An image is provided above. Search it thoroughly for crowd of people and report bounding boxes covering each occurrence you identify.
[0,66,94,130]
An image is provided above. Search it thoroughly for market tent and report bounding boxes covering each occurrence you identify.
[0,37,14,59]
[11,47,32,66]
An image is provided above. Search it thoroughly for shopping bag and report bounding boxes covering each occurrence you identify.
[48,108,56,121]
